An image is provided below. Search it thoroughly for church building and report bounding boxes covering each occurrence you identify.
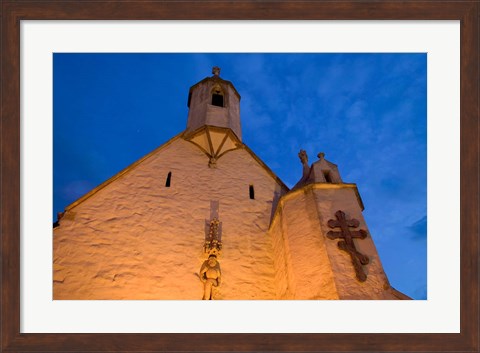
[53,67,410,300]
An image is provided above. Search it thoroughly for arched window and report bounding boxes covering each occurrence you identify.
[211,86,224,107]
[323,170,332,183]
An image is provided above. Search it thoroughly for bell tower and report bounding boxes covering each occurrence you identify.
[183,67,243,167]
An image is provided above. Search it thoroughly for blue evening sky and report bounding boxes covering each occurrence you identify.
[53,53,427,300]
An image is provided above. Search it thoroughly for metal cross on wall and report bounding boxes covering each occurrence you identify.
[327,210,369,282]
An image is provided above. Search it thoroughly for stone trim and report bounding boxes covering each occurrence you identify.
[184,125,289,191]
[64,128,290,214]
[269,183,365,231]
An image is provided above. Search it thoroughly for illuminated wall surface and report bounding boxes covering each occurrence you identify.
[53,70,410,300]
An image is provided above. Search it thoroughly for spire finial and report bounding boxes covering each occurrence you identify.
[212,66,221,76]
[298,149,308,165]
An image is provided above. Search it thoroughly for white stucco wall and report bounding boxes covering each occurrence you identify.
[269,188,339,299]
[53,137,286,299]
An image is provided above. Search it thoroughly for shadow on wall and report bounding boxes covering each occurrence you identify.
[269,185,284,224]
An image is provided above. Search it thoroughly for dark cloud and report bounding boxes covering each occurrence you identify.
[408,215,427,241]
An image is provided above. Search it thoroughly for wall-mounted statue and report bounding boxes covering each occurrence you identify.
[199,254,222,300]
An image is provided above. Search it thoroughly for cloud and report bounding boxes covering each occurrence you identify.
[408,215,427,241]
[413,284,427,300]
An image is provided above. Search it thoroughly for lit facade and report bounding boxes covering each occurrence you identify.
[53,68,409,300]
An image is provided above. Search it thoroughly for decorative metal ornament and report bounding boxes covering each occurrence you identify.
[327,210,369,282]
[204,217,222,254]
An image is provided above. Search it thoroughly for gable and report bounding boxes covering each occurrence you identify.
[54,136,288,299]
[63,133,289,214]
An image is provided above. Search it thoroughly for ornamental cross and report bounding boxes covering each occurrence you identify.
[327,210,369,282]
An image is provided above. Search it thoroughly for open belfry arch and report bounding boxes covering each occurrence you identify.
[53,67,410,300]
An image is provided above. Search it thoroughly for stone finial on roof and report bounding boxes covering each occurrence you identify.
[298,149,308,165]
[212,66,221,76]
[293,149,312,189]
[291,149,343,190]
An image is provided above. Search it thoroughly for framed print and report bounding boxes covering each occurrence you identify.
[1,1,478,352]
[24,23,446,333]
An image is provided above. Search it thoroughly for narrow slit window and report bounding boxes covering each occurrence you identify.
[323,170,332,183]
[187,92,192,108]
[165,172,172,187]
[212,93,224,107]
[249,185,255,199]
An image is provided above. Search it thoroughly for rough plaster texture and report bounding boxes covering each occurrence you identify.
[270,184,400,300]
[269,189,339,299]
[53,137,287,299]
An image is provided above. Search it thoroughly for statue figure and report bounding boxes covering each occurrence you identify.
[199,254,221,300]
[298,149,308,165]
[298,149,312,183]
